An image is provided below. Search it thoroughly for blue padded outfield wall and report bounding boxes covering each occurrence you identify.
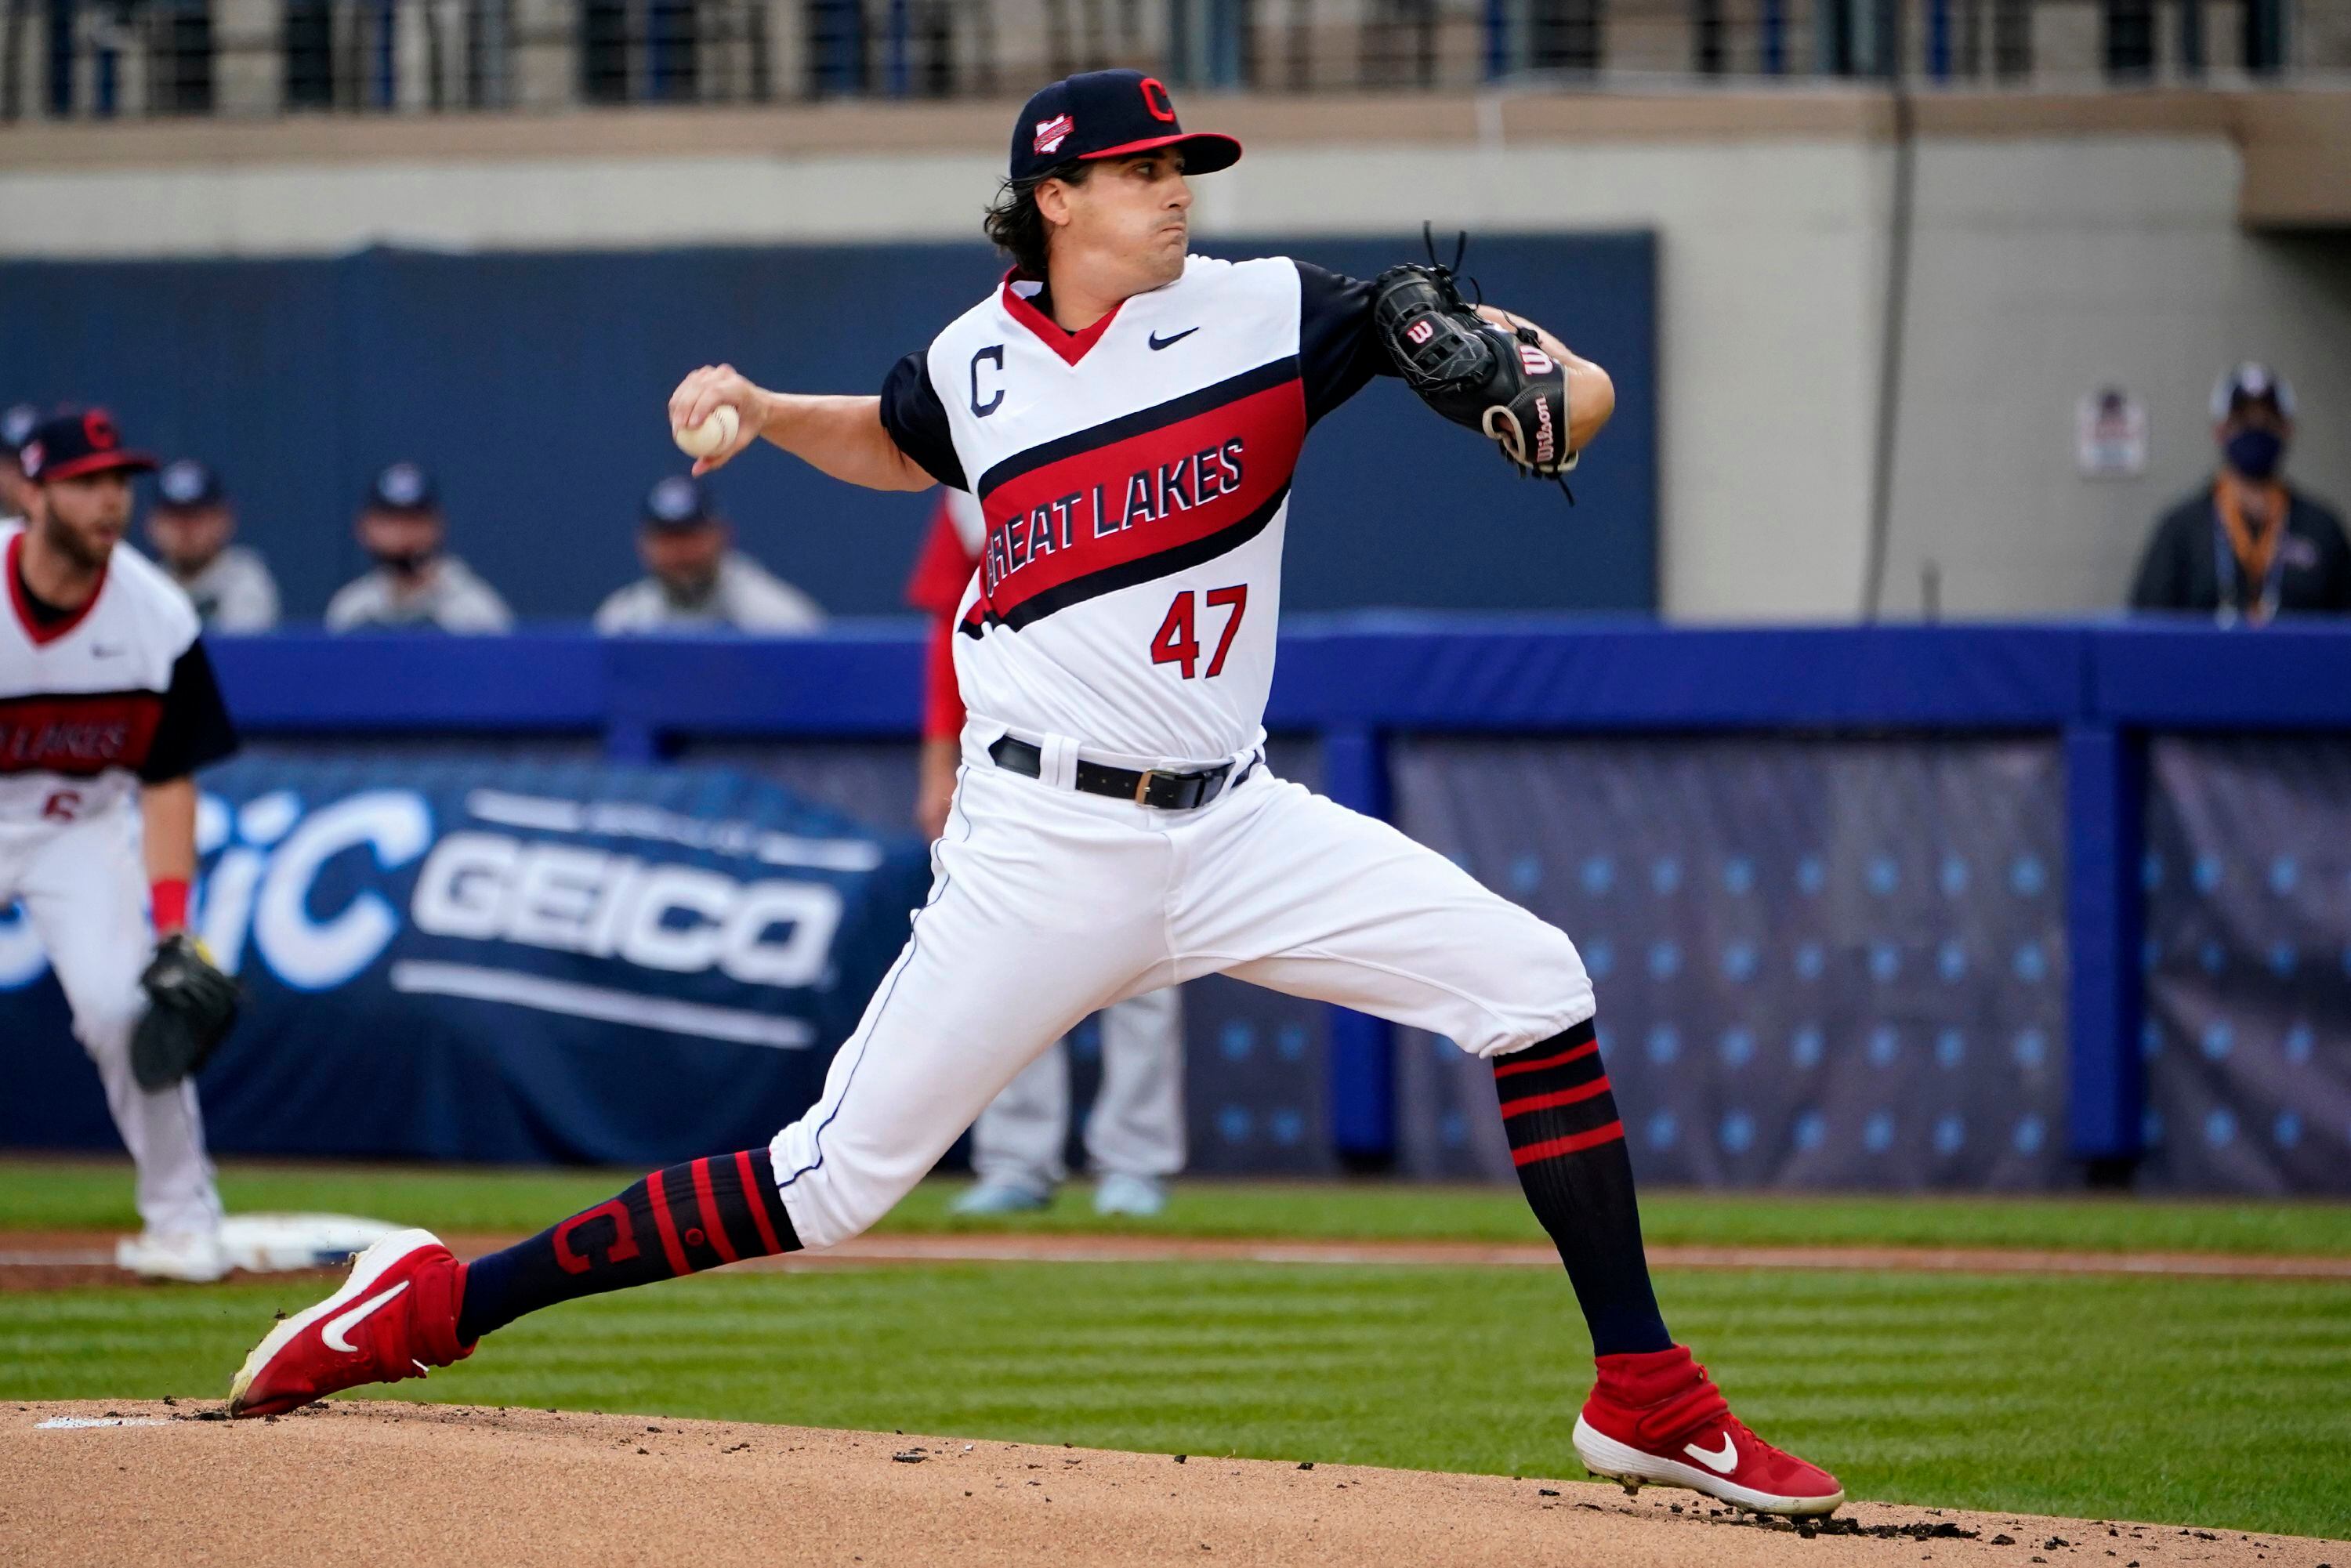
[0,234,1657,621]
[3,622,2349,1191]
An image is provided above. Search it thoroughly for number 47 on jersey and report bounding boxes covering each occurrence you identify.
[1150,585,1248,680]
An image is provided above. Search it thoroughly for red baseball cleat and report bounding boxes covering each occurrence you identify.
[1571,1344,1844,1517]
[227,1228,472,1418]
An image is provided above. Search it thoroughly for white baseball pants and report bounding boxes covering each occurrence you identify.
[0,807,222,1237]
[970,985,1186,1192]
[772,751,1593,1249]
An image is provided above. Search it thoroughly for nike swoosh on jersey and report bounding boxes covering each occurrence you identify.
[322,1280,411,1353]
[1683,1432,1739,1474]
[1148,328,1201,350]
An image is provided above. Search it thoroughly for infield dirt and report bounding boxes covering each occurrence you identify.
[4,1400,2338,1568]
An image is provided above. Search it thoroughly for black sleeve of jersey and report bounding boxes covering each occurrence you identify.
[878,352,969,491]
[139,641,240,783]
[1295,261,1400,426]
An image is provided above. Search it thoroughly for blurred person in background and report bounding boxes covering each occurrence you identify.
[146,460,281,632]
[1,404,42,523]
[2130,363,2351,622]
[325,462,513,633]
[594,475,825,634]
[3,411,241,1280]
[908,488,1186,1218]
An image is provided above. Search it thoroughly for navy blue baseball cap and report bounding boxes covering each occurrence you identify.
[366,462,439,515]
[641,474,718,531]
[157,458,226,510]
[19,408,158,483]
[1009,70,1241,183]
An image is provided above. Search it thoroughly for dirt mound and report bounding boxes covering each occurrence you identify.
[2,1401,2335,1567]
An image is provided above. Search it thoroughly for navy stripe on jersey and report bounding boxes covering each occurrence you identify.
[973,358,1299,498]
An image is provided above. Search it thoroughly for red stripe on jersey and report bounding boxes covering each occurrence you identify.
[966,368,1306,632]
[0,690,165,777]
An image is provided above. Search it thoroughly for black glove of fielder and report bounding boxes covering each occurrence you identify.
[1371,261,1578,483]
[131,932,240,1092]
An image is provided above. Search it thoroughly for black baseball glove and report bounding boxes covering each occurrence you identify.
[131,932,240,1091]
[1371,253,1578,486]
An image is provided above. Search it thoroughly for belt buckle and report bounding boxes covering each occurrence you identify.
[1132,768,1157,806]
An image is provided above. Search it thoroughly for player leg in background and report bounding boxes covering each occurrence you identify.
[1173,771,1843,1516]
[226,760,1173,1417]
[13,809,226,1280]
[1085,985,1185,1217]
[954,1040,1069,1212]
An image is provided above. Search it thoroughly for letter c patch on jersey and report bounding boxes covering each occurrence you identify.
[970,345,1006,418]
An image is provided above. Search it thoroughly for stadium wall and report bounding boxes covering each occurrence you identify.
[5,93,2346,624]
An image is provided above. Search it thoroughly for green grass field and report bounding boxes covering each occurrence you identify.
[5,1157,2349,1541]
[11,1154,2351,1255]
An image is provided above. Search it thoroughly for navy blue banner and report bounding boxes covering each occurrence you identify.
[1390,736,2073,1190]
[2140,737,2351,1194]
[1,756,933,1167]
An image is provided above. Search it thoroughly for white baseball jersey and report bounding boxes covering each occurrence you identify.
[881,255,1393,764]
[2,523,238,827]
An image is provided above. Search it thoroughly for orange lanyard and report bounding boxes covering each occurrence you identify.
[2214,479,2287,595]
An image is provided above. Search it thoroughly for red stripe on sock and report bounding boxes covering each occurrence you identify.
[1498,1076,1613,1120]
[736,1150,784,1255]
[645,1168,690,1276]
[1509,1121,1625,1166]
[689,1157,739,1265]
[1493,1037,1599,1080]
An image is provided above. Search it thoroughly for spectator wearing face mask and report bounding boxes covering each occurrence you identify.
[324,463,513,633]
[2129,364,2351,623]
[146,461,280,632]
[593,475,824,635]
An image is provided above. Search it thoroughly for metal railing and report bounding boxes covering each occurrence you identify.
[0,0,2332,118]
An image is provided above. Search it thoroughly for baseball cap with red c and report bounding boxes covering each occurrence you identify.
[1009,70,1241,184]
[18,408,158,485]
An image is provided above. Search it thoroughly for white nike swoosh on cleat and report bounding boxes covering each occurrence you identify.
[321,1280,410,1353]
[1683,1432,1738,1474]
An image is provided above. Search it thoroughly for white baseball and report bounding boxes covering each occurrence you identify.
[672,403,741,459]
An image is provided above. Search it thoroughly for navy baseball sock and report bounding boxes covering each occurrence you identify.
[1493,1019,1672,1357]
[455,1149,800,1342]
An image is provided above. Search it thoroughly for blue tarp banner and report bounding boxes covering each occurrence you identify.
[1,756,934,1166]
[1390,736,2073,1189]
[2141,737,2351,1195]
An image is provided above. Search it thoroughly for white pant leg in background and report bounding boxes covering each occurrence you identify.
[770,762,1176,1249]
[5,809,222,1237]
[1172,773,1595,1059]
[1085,984,1186,1179]
[969,985,1187,1192]
[969,1043,1071,1194]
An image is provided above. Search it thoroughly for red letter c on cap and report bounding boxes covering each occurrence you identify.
[1139,76,1176,123]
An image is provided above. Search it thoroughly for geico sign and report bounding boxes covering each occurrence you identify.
[412,831,842,987]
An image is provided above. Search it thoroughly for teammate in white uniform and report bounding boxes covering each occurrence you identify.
[911,489,1185,1218]
[3,411,241,1280]
[230,71,1843,1519]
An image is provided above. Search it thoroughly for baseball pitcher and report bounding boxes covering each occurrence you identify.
[229,71,1840,1518]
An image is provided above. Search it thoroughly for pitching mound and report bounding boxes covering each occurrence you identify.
[2,1401,2334,1567]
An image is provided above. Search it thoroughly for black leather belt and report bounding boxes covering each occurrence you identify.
[987,735,1255,811]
